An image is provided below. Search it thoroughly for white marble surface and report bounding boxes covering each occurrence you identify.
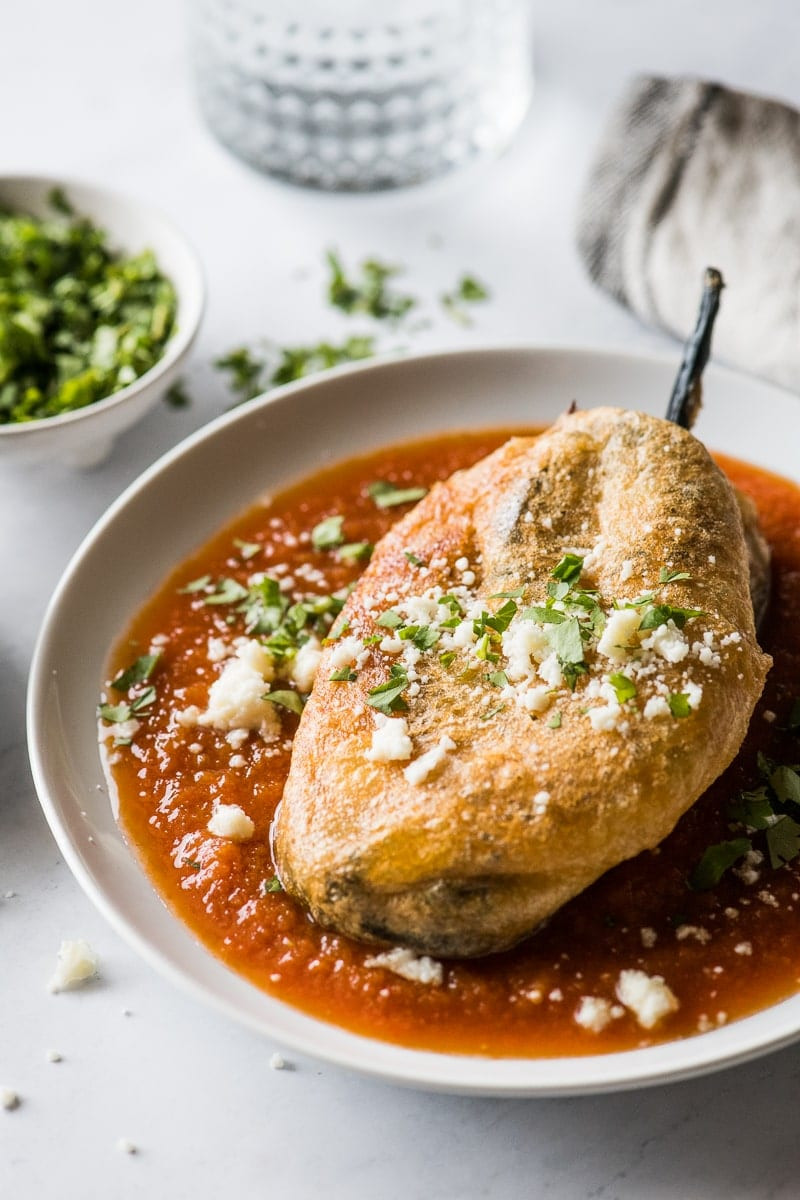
[3,1,800,1195]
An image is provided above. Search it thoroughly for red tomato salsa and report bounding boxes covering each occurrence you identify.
[101,431,800,1057]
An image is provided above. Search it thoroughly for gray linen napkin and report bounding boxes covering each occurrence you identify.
[577,75,800,392]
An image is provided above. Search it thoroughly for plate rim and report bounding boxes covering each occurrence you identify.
[27,342,800,1096]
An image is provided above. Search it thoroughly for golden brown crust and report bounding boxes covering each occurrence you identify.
[274,409,772,957]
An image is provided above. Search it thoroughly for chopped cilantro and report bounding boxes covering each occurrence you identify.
[439,651,456,668]
[215,336,377,405]
[130,686,156,713]
[376,610,402,629]
[338,541,373,562]
[552,554,584,584]
[727,787,774,830]
[368,480,428,509]
[488,670,509,688]
[204,578,250,606]
[441,274,490,324]
[770,765,800,807]
[179,575,212,594]
[366,665,409,714]
[475,632,499,663]
[689,838,752,890]
[111,653,161,693]
[326,250,416,322]
[330,667,357,682]
[766,815,800,869]
[404,551,425,567]
[97,702,132,724]
[311,514,345,550]
[164,380,191,409]
[480,703,506,721]
[640,603,703,631]
[0,191,178,425]
[668,692,692,718]
[608,672,636,704]
[489,586,525,600]
[261,876,284,894]
[659,568,692,583]
[545,617,584,666]
[264,689,305,716]
[547,710,562,729]
[234,539,260,560]
[522,605,565,625]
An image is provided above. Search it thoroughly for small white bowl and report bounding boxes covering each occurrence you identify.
[0,175,204,468]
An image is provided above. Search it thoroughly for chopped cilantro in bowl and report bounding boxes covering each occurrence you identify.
[0,175,203,465]
[0,188,178,424]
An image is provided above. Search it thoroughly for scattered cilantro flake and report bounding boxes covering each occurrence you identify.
[366,665,409,714]
[659,568,692,583]
[261,876,284,894]
[545,617,584,666]
[551,554,584,584]
[368,480,428,509]
[608,672,636,704]
[411,626,439,651]
[770,765,800,807]
[689,838,752,890]
[766,815,800,869]
[404,551,425,567]
[475,632,499,663]
[0,192,178,425]
[264,689,305,716]
[98,702,132,724]
[325,250,416,322]
[204,578,250,606]
[330,667,357,682]
[727,787,774,830]
[376,610,402,629]
[164,380,191,409]
[668,692,692,718]
[488,670,509,688]
[215,336,377,405]
[480,703,506,721]
[311,514,345,551]
[234,539,260,560]
[439,651,456,668]
[338,541,373,562]
[640,603,703,631]
[522,605,564,625]
[111,653,161,693]
[213,347,263,402]
[441,274,490,325]
[179,575,212,594]
[547,711,562,729]
[489,586,525,600]
[130,686,157,713]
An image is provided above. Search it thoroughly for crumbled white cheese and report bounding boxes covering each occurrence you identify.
[619,559,634,583]
[329,636,365,671]
[501,620,550,680]
[587,701,623,733]
[454,556,469,572]
[1,1089,20,1111]
[641,620,690,664]
[365,714,413,763]
[441,618,478,651]
[574,996,618,1033]
[675,924,711,944]
[116,1138,137,1155]
[537,651,564,689]
[48,939,99,993]
[207,803,255,841]
[734,941,753,956]
[269,1052,289,1070]
[640,927,657,949]
[684,680,703,711]
[532,790,550,817]
[615,969,679,1029]
[364,946,443,985]
[596,608,641,663]
[45,1049,62,1063]
[100,717,140,744]
[720,631,742,647]
[643,695,671,720]
[290,635,322,692]
[207,636,230,663]
[179,639,279,742]
[403,736,456,785]
[516,685,551,714]
[461,570,476,586]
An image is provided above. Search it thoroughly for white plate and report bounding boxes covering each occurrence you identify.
[27,346,800,1096]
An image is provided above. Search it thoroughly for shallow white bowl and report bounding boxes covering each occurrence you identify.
[27,346,800,1095]
[0,175,204,467]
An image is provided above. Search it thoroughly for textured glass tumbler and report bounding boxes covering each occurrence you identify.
[189,0,533,191]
